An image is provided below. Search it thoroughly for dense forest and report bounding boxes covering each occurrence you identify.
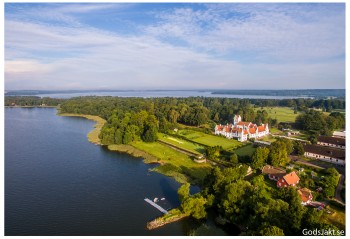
[5,96,65,106]
[56,96,345,145]
[177,166,340,236]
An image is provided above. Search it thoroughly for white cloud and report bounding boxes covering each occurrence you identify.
[4,3,345,90]
[145,3,345,62]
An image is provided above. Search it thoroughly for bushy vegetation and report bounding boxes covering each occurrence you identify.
[181,165,340,235]
[5,96,64,106]
[296,110,345,136]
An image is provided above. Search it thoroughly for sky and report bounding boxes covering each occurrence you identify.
[4,2,346,90]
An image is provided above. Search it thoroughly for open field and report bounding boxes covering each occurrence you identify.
[178,129,245,150]
[131,141,211,184]
[256,107,299,123]
[158,133,205,154]
[269,127,283,134]
[233,144,256,157]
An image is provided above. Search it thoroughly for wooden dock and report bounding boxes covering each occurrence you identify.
[144,198,168,214]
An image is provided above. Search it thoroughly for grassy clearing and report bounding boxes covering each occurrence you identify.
[256,107,299,123]
[131,141,212,184]
[59,113,106,144]
[322,203,345,231]
[234,144,256,157]
[108,144,158,162]
[257,135,277,143]
[178,129,245,150]
[159,133,205,154]
[269,127,283,134]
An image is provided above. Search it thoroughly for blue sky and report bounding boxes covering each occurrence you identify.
[4,3,345,90]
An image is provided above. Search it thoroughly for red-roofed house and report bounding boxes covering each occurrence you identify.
[277,171,300,188]
[298,188,313,205]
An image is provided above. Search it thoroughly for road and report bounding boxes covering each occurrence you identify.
[334,174,345,205]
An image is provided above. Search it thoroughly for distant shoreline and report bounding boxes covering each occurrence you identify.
[5,105,58,108]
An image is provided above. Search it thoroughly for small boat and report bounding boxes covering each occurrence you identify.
[153,197,158,202]
[161,198,165,200]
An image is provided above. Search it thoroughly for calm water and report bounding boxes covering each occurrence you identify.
[30,90,312,99]
[5,108,227,236]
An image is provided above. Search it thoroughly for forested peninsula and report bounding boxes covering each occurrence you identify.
[5,96,345,236]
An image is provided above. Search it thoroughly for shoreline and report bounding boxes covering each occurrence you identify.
[58,112,201,230]
[58,113,106,145]
[5,105,58,108]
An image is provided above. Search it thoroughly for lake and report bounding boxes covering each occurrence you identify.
[10,90,314,99]
[5,108,226,236]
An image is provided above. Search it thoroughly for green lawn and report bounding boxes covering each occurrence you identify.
[269,127,283,135]
[234,144,256,157]
[178,129,245,150]
[322,203,345,231]
[158,133,205,154]
[256,107,299,123]
[131,141,211,184]
[257,135,277,143]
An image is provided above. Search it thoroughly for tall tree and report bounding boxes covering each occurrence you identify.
[251,147,270,169]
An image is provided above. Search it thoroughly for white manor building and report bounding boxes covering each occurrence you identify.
[215,115,269,142]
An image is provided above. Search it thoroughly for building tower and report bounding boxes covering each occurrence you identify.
[233,115,242,125]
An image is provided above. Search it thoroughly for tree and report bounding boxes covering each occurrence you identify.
[268,140,290,167]
[259,226,284,236]
[251,147,270,169]
[141,125,158,142]
[182,196,207,219]
[122,129,133,144]
[114,128,123,144]
[205,146,222,160]
[178,183,190,203]
[219,180,252,223]
[100,125,115,144]
[277,187,306,234]
[229,153,238,164]
[321,168,339,197]
[293,141,305,156]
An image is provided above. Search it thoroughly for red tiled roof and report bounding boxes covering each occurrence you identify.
[298,188,312,202]
[249,128,256,134]
[237,121,251,126]
[258,125,265,131]
[283,171,300,185]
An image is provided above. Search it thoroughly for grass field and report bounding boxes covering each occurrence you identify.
[178,129,245,150]
[233,144,256,157]
[256,107,299,123]
[131,141,211,184]
[158,133,205,154]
